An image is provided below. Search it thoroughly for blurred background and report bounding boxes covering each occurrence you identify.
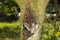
[41,0,60,40]
[0,0,21,40]
[0,0,60,40]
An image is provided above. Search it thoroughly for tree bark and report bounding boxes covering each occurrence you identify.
[15,0,49,40]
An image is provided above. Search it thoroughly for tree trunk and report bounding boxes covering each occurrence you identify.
[15,0,49,40]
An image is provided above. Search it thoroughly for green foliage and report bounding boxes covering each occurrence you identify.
[0,26,21,40]
[0,21,21,40]
[41,0,60,40]
[0,0,20,16]
[41,22,60,40]
[46,3,56,13]
[0,0,21,40]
